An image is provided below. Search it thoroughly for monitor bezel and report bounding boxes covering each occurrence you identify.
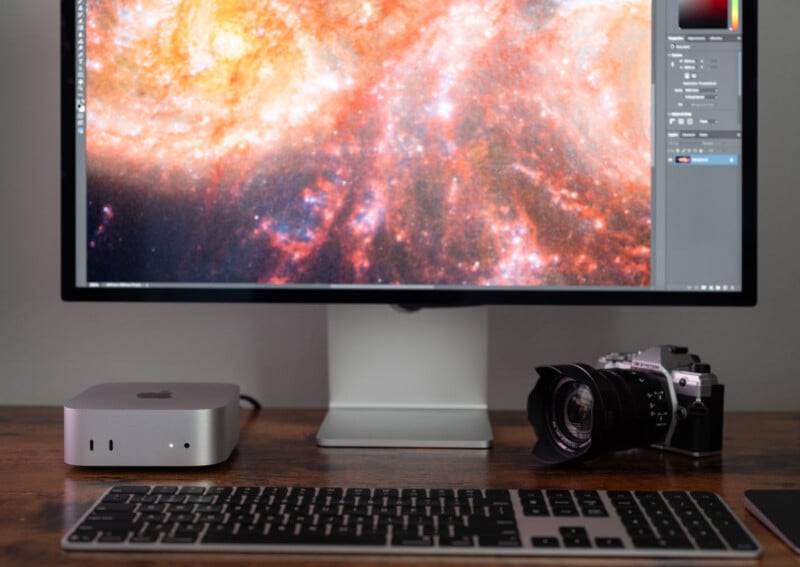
[60,0,757,307]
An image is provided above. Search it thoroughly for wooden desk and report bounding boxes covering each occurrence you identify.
[0,407,797,566]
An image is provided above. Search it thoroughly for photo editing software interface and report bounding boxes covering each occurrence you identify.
[69,0,748,295]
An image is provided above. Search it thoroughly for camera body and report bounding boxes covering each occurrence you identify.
[528,345,724,464]
[599,345,724,456]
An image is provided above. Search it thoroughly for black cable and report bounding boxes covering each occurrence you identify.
[239,394,262,409]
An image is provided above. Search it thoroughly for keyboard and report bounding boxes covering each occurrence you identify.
[62,485,761,558]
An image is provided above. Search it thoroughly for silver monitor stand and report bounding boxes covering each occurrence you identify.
[317,304,492,448]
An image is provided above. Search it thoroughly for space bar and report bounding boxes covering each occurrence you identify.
[202,532,388,546]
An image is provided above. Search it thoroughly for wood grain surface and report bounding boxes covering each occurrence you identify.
[0,407,797,566]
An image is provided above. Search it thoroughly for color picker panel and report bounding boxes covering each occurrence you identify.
[679,0,729,29]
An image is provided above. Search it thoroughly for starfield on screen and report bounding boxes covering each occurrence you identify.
[83,0,653,288]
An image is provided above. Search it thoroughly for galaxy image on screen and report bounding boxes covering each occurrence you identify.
[84,0,652,287]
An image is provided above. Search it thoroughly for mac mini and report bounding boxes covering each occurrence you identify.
[64,382,240,467]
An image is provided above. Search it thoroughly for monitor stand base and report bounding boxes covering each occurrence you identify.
[317,407,493,448]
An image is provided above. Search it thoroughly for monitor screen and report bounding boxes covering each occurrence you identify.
[62,0,757,306]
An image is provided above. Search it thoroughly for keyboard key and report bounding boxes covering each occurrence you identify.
[522,505,550,517]
[93,503,136,513]
[317,487,344,499]
[439,534,473,547]
[163,534,199,544]
[67,532,97,543]
[373,488,399,500]
[574,490,600,500]
[546,490,572,500]
[560,527,591,548]
[100,494,131,504]
[110,486,151,495]
[477,534,521,547]
[485,489,512,503]
[85,512,136,523]
[519,489,545,500]
[392,533,433,546]
[595,537,624,548]
[130,533,160,543]
[430,489,455,499]
[695,535,726,550]
[97,531,130,543]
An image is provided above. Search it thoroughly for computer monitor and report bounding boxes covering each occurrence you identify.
[61,0,757,448]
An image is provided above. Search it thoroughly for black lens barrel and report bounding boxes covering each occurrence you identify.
[528,364,673,464]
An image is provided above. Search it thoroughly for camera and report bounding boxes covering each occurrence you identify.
[527,345,724,465]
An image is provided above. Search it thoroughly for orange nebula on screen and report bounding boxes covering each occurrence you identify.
[86,0,652,287]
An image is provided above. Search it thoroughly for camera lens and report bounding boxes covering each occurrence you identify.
[528,363,673,464]
[560,383,593,442]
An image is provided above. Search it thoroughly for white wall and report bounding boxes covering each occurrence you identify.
[1,1,798,411]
